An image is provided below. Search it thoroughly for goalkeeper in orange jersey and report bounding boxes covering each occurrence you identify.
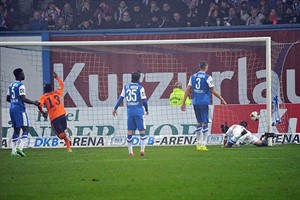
[38,72,72,152]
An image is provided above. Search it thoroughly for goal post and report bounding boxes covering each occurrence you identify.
[0,36,293,148]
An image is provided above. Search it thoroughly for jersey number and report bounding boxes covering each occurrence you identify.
[47,95,60,108]
[195,77,201,89]
[11,86,16,99]
[126,89,137,102]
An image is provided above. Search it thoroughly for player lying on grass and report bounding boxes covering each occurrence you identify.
[222,121,269,148]
[38,72,72,152]
[113,71,148,157]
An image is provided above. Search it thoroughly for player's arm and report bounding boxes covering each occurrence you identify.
[141,87,149,115]
[181,85,191,111]
[53,72,64,90]
[223,133,228,148]
[113,88,125,117]
[211,87,227,105]
[20,95,39,106]
[6,88,11,102]
[113,96,124,116]
[17,84,39,106]
[38,97,48,118]
[186,95,192,105]
[223,125,234,148]
[38,105,48,118]
[142,99,149,115]
[6,95,10,103]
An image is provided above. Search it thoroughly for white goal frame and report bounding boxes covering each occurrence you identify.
[0,37,273,148]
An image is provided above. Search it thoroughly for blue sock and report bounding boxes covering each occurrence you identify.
[12,132,19,142]
[202,125,209,133]
[22,131,28,139]
[127,134,133,154]
[140,134,147,141]
[127,134,133,143]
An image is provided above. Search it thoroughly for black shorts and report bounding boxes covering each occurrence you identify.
[51,115,67,136]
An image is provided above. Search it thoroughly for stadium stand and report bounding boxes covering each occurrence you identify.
[0,0,299,31]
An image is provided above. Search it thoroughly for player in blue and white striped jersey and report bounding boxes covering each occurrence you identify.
[6,68,39,157]
[181,61,227,151]
[113,71,148,157]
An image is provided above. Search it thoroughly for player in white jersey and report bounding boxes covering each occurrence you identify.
[181,61,227,151]
[113,71,149,157]
[223,121,268,147]
[6,68,39,157]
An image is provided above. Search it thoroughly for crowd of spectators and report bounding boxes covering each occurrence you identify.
[0,0,299,31]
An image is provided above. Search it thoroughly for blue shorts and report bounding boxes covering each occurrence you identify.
[127,115,146,131]
[10,110,29,128]
[193,105,209,124]
[51,115,67,135]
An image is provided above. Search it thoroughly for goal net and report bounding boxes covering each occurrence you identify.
[0,37,296,148]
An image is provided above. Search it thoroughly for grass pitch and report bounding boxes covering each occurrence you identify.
[1,145,300,200]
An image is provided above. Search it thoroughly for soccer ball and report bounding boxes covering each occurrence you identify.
[250,111,260,121]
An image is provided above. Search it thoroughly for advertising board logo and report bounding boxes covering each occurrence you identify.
[207,135,223,144]
[111,136,127,146]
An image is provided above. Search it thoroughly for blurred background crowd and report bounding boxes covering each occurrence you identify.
[0,0,299,31]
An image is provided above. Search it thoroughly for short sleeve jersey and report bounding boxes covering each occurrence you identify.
[7,81,26,112]
[120,83,147,116]
[188,71,214,105]
[39,77,66,121]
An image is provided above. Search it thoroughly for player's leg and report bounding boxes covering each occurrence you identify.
[193,105,203,150]
[51,115,71,152]
[200,105,209,151]
[18,112,30,155]
[139,130,146,156]
[64,129,72,152]
[127,116,135,156]
[127,131,134,156]
[225,132,241,148]
[251,135,268,147]
[10,111,25,156]
[11,127,21,157]
[201,123,209,151]
[60,116,71,152]
[16,126,29,157]
[136,115,147,156]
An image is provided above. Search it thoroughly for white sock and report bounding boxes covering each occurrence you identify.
[140,139,146,152]
[11,140,18,154]
[128,142,133,154]
[202,132,209,146]
[197,132,203,146]
[19,139,24,150]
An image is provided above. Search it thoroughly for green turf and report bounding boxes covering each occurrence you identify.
[1,145,300,200]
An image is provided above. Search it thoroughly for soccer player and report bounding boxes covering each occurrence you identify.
[6,68,39,157]
[169,81,191,106]
[181,60,227,151]
[222,121,268,147]
[38,72,72,152]
[113,71,148,157]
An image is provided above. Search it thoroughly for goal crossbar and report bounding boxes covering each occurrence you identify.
[0,37,271,46]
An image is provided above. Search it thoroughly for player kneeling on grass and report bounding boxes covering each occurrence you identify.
[38,72,72,152]
[222,121,268,148]
[113,71,148,157]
